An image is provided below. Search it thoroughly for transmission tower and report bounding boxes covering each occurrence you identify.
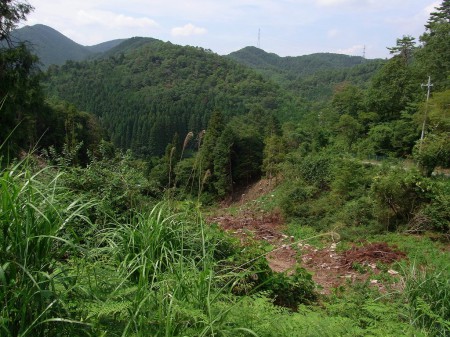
[257,28,261,49]
[363,45,366,59]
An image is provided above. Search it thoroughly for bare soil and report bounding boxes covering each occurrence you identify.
[207,179,407,294]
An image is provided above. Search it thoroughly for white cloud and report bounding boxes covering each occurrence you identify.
[76,10,159,29]
[171,23,207,37]
[384,1,437,38]
[327,28,339,38]
[337,44,365,56]
[425,1,440,12]
[315,0,370,6]
[22,0,433,58]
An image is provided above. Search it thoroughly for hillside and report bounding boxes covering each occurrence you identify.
[9,24,124,68]
[228,46,385,100]
[2,1,449,336]
[9,24,92,67]
[228,46,368,77]
[85,38,126,54]
[45,38,298,156]
[10,24,384,100]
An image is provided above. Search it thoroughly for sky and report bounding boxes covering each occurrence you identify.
[22,0,440,59]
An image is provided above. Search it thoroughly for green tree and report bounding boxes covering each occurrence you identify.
[0,41,43,153]
[331,82,364,117]
[367,57,419,121]
[413,89,450,175]
[413,133,450,176]
[416,0,450,90]
[199,111,225,174]
[0,1,46,155]
[425,0,450,29]
[262,134,285,181]
[0,0,33,43]
[334,113,363,151]
[387,35,416,63]
[213,128,234,198]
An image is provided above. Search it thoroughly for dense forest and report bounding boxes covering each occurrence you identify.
[44,38,294,156]
[228,47,387,101]
[1,0,449,336]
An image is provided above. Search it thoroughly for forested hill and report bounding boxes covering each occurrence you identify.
[45,38,296,156]
[228,46,367,77]
[9,24,125,68]
[228,46,386,101]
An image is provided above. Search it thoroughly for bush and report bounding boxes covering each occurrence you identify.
[422,181,450,233]
[331,159,373,200]
[62,149,159,222]
[280,183,318,218]
[297,152,334,189]
[371,167,432,230]
[413,133,450,177]
[264,267,317,308]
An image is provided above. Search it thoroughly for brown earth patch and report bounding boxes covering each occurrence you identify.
[209,209,285,242]
[219,178,279,207]
[207,179,407,295]
[341,242,407,268]
[300,242,406,294]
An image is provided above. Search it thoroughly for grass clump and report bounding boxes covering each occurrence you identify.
[0,160,92,336]
[403,262,450,335]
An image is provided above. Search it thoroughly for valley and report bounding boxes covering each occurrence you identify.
[1,1,449,336]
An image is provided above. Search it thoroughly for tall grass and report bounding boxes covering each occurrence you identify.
[0,159,92,336]
[93,202,258,336]
[2,152,404,336]
[0,157,291,336]
[403,262,450,336]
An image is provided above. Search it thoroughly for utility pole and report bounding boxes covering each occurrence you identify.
[419,76,433,152]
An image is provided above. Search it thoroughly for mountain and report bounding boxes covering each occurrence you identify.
[228,46,369,78]
[95,36,159,58]
[227,46,385,101]
[85,38,126,54]
[9,24,124,68]
[44,39,297,156]
[9,24,91,67]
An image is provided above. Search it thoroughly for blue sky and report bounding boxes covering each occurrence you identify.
[23,0,439,59]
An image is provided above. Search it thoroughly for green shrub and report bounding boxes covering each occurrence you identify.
[422,181,450,232]
[62,149,159,222]
[279,183,317,218]
[331,158,373,200]
[264,267,317,308]
[371,167,432,230]
[297,152,334,189]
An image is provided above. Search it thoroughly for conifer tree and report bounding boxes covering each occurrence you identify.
[417,0,450,90]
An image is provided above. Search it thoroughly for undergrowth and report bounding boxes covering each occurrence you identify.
[1,151,448,336]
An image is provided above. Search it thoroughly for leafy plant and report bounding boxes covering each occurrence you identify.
[0,159,92,336]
